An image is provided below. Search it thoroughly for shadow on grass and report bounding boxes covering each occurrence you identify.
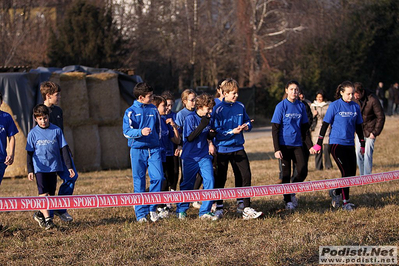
[247,151,276,161]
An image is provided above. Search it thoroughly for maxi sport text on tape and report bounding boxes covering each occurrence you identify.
[1,170,398,212]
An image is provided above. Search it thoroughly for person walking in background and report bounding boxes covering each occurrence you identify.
[311,90,333,171]
[123,82,164,223]
[313,81,365,211]
[27,104,75,230]
[272,80,316,210]
[40,81,78,222]
[353,82,385,176]
[375,82,385,109]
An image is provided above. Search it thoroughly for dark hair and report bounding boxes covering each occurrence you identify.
[354,82,364,94]
[315,89,326,100]
[152,95,166,108]
[0,92,2,102]
[335,81,354,99]
[195,93,215,110]
[33,104,50,118]
[161,91,175,101]
[40,81,61,100]
[285,80,299,90]
[133,82,153,99]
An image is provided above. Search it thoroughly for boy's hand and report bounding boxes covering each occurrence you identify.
[28,173,34,181]
[174,146,182,157]
[4,154,14,165]
[232,127,243,134]
[68,169,75,178]
[208,142,216,156]
[141,127,151,136]
[274,151,283,159]
[166,118,177,128]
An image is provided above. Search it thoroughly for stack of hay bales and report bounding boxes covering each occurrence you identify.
[52,72,129,172]
[86,73,129,170]
[1,103,27,177]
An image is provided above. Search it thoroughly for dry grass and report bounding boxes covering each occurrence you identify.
[1,118,399,265]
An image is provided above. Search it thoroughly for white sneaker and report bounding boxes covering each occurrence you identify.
[192,201,202,209]
[177,212,187,220]
[158,207,171,219]
[138,217,148,223]
[200,212,218,221]
[290,194,298,208]
[285,202,295,210]
[242,207,263,220]
[237,202,245,213]
[214,209,224,219]
[342,202,355,211]
[54,211,73,222]
[329,189,341,209]
[150,211,160,222]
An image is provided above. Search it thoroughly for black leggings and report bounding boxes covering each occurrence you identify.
[215,149,251,207]
[330,144,356,201]
[280,145,308,202]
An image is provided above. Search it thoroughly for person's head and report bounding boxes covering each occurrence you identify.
[378,82,383,88]
[152,95,167,115]
[195,93,215,117]
[335,81,354,102]
[181,89,196,110]
[220,78,239,103]
[394,82,399,89]
[315,90,326,103]
[40,81,61,106]
[285,80,300,102]
[298,87,306,101]
[354,82,365,100]
[134,82,154,104]
[215,78,226,99]
[161,91,175,114]
[33,104,50,128]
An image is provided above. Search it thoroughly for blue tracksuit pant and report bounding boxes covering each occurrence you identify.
[131,148,164,220]
[177,156,214,216]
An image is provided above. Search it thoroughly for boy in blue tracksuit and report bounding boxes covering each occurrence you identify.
[176,93,218,220]
[213,79,263,220]
[123,82,165,223]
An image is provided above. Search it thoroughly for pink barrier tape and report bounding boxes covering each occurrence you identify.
[1,170,399,212]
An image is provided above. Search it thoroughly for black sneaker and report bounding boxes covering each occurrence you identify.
[44,218,55,230]
[33,211,45,228]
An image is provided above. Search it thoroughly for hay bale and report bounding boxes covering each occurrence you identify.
[86,73,120,122]
[63,126,74,156]
[59,72,89,126]
[120,95,131,117]
[99,124,130,169]
[73,124,101,172]
[0,103,27,177]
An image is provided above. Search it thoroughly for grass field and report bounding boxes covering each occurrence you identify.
[1,117,398,265]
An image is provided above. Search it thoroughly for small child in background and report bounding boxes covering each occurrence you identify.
[40,81,78,222]
[176,93,217,220]
[27,104,75,230]
[160,91,180,192]
[122,82,164,223]
[0,92,19,229]
[152,95,180,218]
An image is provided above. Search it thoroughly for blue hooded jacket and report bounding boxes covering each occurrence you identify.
[123,100,161,149]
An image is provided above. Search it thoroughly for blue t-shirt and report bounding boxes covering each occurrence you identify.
[181,112,212,161]
[323,98,363,145]
[26,124,68,173]
[0,111,19,162]
[271,98,309,147]
[175,108,194,133]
